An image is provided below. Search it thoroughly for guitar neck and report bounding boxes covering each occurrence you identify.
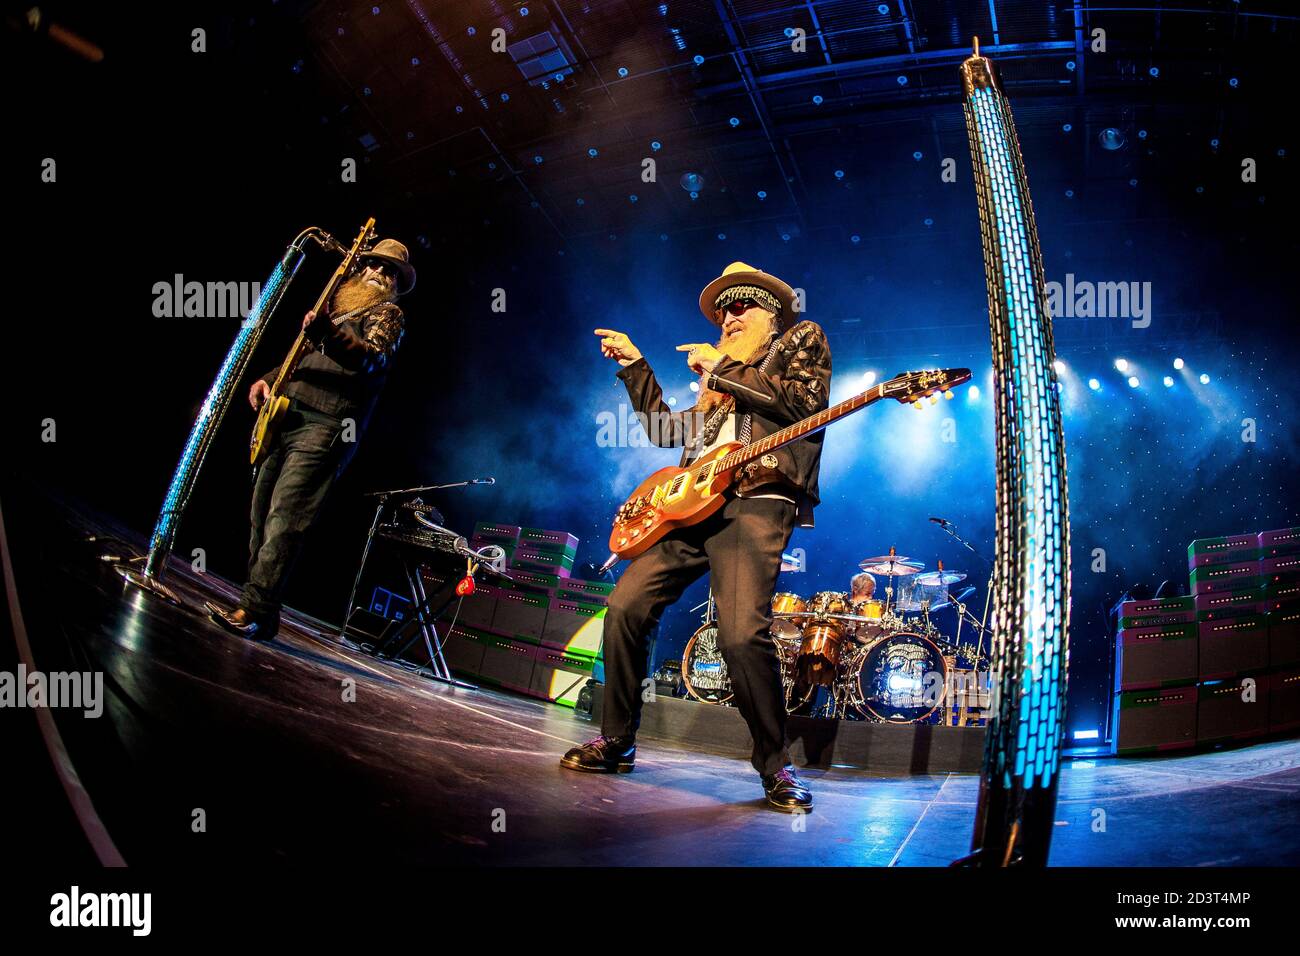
[268,217,376,395]
[719,385,884,471]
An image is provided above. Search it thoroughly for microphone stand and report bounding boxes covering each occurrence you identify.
[932,520,995,677]
[338,478,494,642]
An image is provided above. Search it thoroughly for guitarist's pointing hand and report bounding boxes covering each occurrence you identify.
[594,329,642,367]
[677,342,722,374]
[249,380,271,411]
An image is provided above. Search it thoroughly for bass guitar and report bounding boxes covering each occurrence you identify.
[249,217,377,465]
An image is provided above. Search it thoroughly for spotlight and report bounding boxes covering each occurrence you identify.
[1053,359,1066,373]
[1162,376,1174,388]
[1199,373,1211,385]
[862,371,877,386]
[1173,357,1185,370]
[1114,358,1129,372]
[1127,376,1140,388]
[1098,127,1127,151]
[679,171,705,192]
[689,381,699,392]
[1087,378,1101,391]
[967,384,980,401]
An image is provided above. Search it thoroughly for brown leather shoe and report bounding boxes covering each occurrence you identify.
[205,601,276,641]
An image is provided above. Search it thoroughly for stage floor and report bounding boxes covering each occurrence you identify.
[6,493,1300,867]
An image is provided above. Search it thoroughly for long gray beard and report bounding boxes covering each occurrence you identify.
[717,314,777,364]
[332,274,392,316]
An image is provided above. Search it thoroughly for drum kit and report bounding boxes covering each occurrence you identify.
[681,546,992,724]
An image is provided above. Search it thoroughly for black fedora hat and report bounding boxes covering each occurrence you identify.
[360,238,416,295]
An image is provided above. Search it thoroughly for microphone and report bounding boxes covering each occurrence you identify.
[307,229,347,255]
[929,516,950,526]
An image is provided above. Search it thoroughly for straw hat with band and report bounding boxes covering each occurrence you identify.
[697,261,797,327]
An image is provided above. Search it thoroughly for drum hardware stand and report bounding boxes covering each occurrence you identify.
[931,519,995,674]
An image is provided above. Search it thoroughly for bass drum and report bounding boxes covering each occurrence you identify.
[855,631,949,723]
[681,622,733,704]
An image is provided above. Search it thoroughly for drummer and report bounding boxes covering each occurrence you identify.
[849,572,876,603]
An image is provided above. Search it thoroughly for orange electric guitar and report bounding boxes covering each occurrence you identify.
[607,367,972,562]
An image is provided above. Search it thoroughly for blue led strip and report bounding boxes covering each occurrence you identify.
[143,245,306,578]
[958,46,1071,864]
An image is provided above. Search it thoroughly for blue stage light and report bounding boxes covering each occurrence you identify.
[812,95,823,105]
[1114,358,1128,372]
[1099,127,1126,150]
[1087,378,1101,391]
[680,171,704,191]
[1072,729,1099,741]
[1173,357,1184,369]
[967,384,981,401]
[861,371,877,386]
[1128,376,1140,388]
[1163,376,1174,388]
[1053,359,1066,373]
[1200,373,1211,384]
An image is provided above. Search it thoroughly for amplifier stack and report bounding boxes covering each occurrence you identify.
[1114,526,1300,754]
[412,522,610,707]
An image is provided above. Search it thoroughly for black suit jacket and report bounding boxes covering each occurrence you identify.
[616,319,832,526]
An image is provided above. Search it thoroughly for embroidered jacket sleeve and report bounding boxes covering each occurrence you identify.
[615,357,696,448]
[320,302,405,374]
[703,320,831,425]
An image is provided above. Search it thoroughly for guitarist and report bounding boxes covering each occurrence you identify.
[206,239,415,640]
[563,261,831,813]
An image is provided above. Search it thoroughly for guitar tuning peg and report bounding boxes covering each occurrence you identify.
[928,394,938,405]
[943,390,954,400]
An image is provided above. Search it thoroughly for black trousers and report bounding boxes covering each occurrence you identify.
[600,494,797,776]
[240,403,353,622]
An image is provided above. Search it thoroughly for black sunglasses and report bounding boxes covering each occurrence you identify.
[720,298,758,317]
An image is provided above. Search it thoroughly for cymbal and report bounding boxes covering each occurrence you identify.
[914,570,967,586]
[858,556,925,576]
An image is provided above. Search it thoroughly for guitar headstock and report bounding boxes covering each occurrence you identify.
[881,367,973,408]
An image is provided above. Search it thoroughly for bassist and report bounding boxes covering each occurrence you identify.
[562,261,831,812]
[206,239,415,640]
